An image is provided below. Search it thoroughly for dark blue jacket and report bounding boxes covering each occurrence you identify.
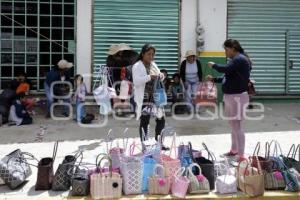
[12,100,30,118]
[213,54,250,94]
[45,66,71,86]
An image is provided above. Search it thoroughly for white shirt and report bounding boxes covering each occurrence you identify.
[185,61,199,83]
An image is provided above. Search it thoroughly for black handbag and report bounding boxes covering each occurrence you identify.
[190,143,215,190]
[35,141,58,190]
[52,151,82,191]
[69,164,90,196]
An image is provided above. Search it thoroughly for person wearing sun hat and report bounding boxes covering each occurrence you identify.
[179,50,203,113]
[44,59,73,118]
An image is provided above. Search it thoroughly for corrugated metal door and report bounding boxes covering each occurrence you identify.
[227,0,300,95]
[287,31,300,94]
[93,0,179,74]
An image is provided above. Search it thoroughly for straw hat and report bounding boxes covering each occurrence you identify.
[185,50,197,58]
[57,59,73,69]
[107,43,133,55]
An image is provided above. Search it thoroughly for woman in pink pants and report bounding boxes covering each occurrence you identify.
[207,39,251,161]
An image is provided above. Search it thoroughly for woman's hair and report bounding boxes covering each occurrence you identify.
[224,39,252,67]
[223,39,245,54]
[137,44,156,61]
[74,74,83,86]
[16,92,26,100]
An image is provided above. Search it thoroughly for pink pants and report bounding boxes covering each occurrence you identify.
[224,92,249,156]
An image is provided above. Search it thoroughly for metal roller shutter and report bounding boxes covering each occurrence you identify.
[93,0,179,76]
[228,0,300,94]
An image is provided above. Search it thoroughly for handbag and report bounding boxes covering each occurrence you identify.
[120,155,143,195]
[90,155,122,199]
[52,151,82,191]
[159,132,181,179]
[142,156,157,192]
[283,144,300,173]
[153,77,167,107]
[171,167,190,198]
[0,150,36,189]
[250,142,272,171]
[237,158,265,197]
[215,163,237,194]
[148,164,171,195]
[35,141,58,190]
[265,140,285,171]
[235,70,256,96]
[187,163,210,194]
[69,164,90,196]
[191,143,215,190]
[194,81,217,105]
[106,129,129,171]
[264,161,285,190]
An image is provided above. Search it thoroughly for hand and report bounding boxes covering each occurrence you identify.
[207,62,215,68]
[150,75,158,80]
[206,75,214,81]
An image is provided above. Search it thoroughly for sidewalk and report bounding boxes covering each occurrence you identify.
[0,130,299,199]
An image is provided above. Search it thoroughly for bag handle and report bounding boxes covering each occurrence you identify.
[294,144,300,161]
[174,167,186,182]
[153,164,165,178]
[267,140,283,158]
[202,143,215,162]
[95,153,108,170]
[122,128,129,153]
[287,144,296,158]
[168,132,177,158]
[98,155,113,177]
[52,141,59,162]
[188,163,202,177]
[106,129,114,153]
[67,164,90,178]
[249,156,263,175]
[252,142,260,157]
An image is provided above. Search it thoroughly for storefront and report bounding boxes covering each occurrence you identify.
[227,0,300,95]
[92,0,180,78]
[0,0,76,91]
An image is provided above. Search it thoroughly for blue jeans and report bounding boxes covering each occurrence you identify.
[184,81,199,111]
[76,101,86,122]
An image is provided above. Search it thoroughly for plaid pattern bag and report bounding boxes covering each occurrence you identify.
[0,150,36,189]
[52,151,82,191]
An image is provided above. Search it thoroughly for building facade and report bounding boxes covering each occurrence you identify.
[1,0,300,96]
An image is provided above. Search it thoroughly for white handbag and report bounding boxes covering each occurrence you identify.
[215,163,237,194]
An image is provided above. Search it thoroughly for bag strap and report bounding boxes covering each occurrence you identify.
[168,132,177,158]
[122,128,129,153]
[253,142,260,157]
[174,167,186,182]
[287,144,296,158]
[52,141,59,162]
[95,153,108,169]
[106,129,114,154]
[202,143,215,162]
[294,144,300,161]
[98,155,113,177]
[188,163,202,177]
[249,156,263,174]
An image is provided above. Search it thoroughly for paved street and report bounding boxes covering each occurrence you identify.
[0,102,299,199]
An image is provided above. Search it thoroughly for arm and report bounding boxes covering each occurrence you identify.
[132,63,151,85]
[196,60,203,81]
[77,84,87,100]
[179,61,186,83]
[212,58,240,74]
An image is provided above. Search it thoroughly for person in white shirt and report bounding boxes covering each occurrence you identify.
[179,50,203,113]
[132,44,169,150]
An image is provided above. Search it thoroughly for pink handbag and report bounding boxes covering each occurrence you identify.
[194,81,217,105]
[160,133,181,179]
[148,164,171,195]
[90,155,122,199]
[171,167,190,198]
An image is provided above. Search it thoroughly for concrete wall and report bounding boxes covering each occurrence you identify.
[180,0,227,59]
[76,0,92,92]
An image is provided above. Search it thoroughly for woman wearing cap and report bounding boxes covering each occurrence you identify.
[44,59,73,118]
[207,39,251,162]
[132,44,168,149]
[179,50,203,113]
